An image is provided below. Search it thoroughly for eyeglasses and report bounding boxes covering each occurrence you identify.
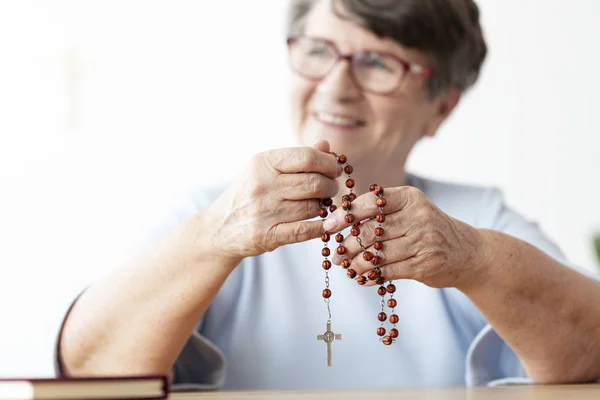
[286,36,434,95]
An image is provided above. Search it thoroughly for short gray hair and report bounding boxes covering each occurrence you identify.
[286,0,488,98]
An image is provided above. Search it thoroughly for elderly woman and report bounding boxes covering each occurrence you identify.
[56,0,600,391]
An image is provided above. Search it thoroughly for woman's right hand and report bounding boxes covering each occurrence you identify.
[205,140,341,263]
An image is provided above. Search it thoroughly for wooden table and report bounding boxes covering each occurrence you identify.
[169,384,600,400]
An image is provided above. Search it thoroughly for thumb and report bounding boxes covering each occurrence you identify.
[311,139,331,153]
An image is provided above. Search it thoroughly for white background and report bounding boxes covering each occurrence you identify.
[1,0,599,377]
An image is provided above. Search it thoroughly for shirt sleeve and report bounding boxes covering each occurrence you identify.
[465,188,600,386]
[169,329,227,391]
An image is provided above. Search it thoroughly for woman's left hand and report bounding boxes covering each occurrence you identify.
[325,186,487,289]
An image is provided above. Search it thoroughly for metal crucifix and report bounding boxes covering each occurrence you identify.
[316,320,342,367]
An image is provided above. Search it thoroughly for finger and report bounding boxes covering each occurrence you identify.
[276,173,339,201]
[266,147,342,179]
[323,186,416,233]
[374,256,421,282]
[269,220,325,247]
[346,236,418,276]
[311,139,330,153]
[277,199,322,223]
[331,211,411,265]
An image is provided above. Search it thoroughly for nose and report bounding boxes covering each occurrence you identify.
[315,57,362,103]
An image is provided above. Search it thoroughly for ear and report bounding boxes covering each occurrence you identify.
[422,88,462,137]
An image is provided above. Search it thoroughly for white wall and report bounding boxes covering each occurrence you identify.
[1,0,599,377]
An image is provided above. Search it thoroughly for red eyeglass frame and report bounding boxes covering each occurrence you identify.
[286,35,435,95]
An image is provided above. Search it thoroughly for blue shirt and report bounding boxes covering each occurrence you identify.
[55,172,585,390]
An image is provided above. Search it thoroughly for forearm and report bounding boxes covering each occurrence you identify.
[460,229,600,383]
[59,210,240,377]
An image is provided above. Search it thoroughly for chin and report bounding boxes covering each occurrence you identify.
[301,131,368,162]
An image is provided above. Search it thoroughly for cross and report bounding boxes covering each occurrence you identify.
[316,320,342,367]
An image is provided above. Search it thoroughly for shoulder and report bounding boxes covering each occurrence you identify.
[407,172,567,263]
[406,172,504,228]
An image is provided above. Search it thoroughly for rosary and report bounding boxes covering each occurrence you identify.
[316,152,399,367]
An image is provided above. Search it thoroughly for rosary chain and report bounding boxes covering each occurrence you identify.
[317,152,398,346]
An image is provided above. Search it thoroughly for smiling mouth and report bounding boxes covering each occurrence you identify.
[314,112,365,128]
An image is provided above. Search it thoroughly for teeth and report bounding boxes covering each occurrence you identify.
[316,112,360,127]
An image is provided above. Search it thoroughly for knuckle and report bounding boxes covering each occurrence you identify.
[293,223,313,242]
[306,174,321,195]
[251,152,267,170]
[404,186,425,205]
[414,204,432,221]
[396,185,411,201]
[306,200,320,218]
[299,148,317,168]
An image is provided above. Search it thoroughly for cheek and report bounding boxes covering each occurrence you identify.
[369,94,428,142]
[369,97,408,135]
[289,77,316,129]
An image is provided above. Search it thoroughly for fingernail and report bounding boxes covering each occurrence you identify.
[323,216,337,232]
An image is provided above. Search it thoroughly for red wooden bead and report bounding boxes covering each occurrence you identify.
[363,251,373,261]
[378,312,387,322]
[376,277,385,285]
[329,205,337,212]
[322,289,331,298]
[335,233,344,243]
[341,259,351,269]
[321,248,331,257]
[318,208,328,218]
[386,284,396,294]
[376,197,387,207]
[374,227,384,237]
[369,184,378,192]
[371,256,381,266]
[322,260,332,270]
[374,241,383,250]
[375,186,384,196]
[349,193,357,201]
[357,276,367,285]
[345,179,355,188]
[342,195,351,202]
[389,314,400,324]
[382,335,393,345]
[367,269,381,281]
[342,200,352,210]
[390,328,399,338]
[351,227,360,236]
[347,269,357,279]
[336,245,346,255]
[338,154,347,164]
[376,213,386,223]
[321,232,330,242]
[344,165,353,174]
[387,298,398,308]
[377,327,386,337]
[344,214,355,224]
[377,286,387,296]
[322,198,333,207]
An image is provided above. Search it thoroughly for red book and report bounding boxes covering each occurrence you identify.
[0,375,168,400]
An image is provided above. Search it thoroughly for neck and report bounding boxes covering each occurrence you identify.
[333,155,407,206]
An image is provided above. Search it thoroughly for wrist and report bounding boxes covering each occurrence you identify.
[455,227,494,293]
[190,209,243,272]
